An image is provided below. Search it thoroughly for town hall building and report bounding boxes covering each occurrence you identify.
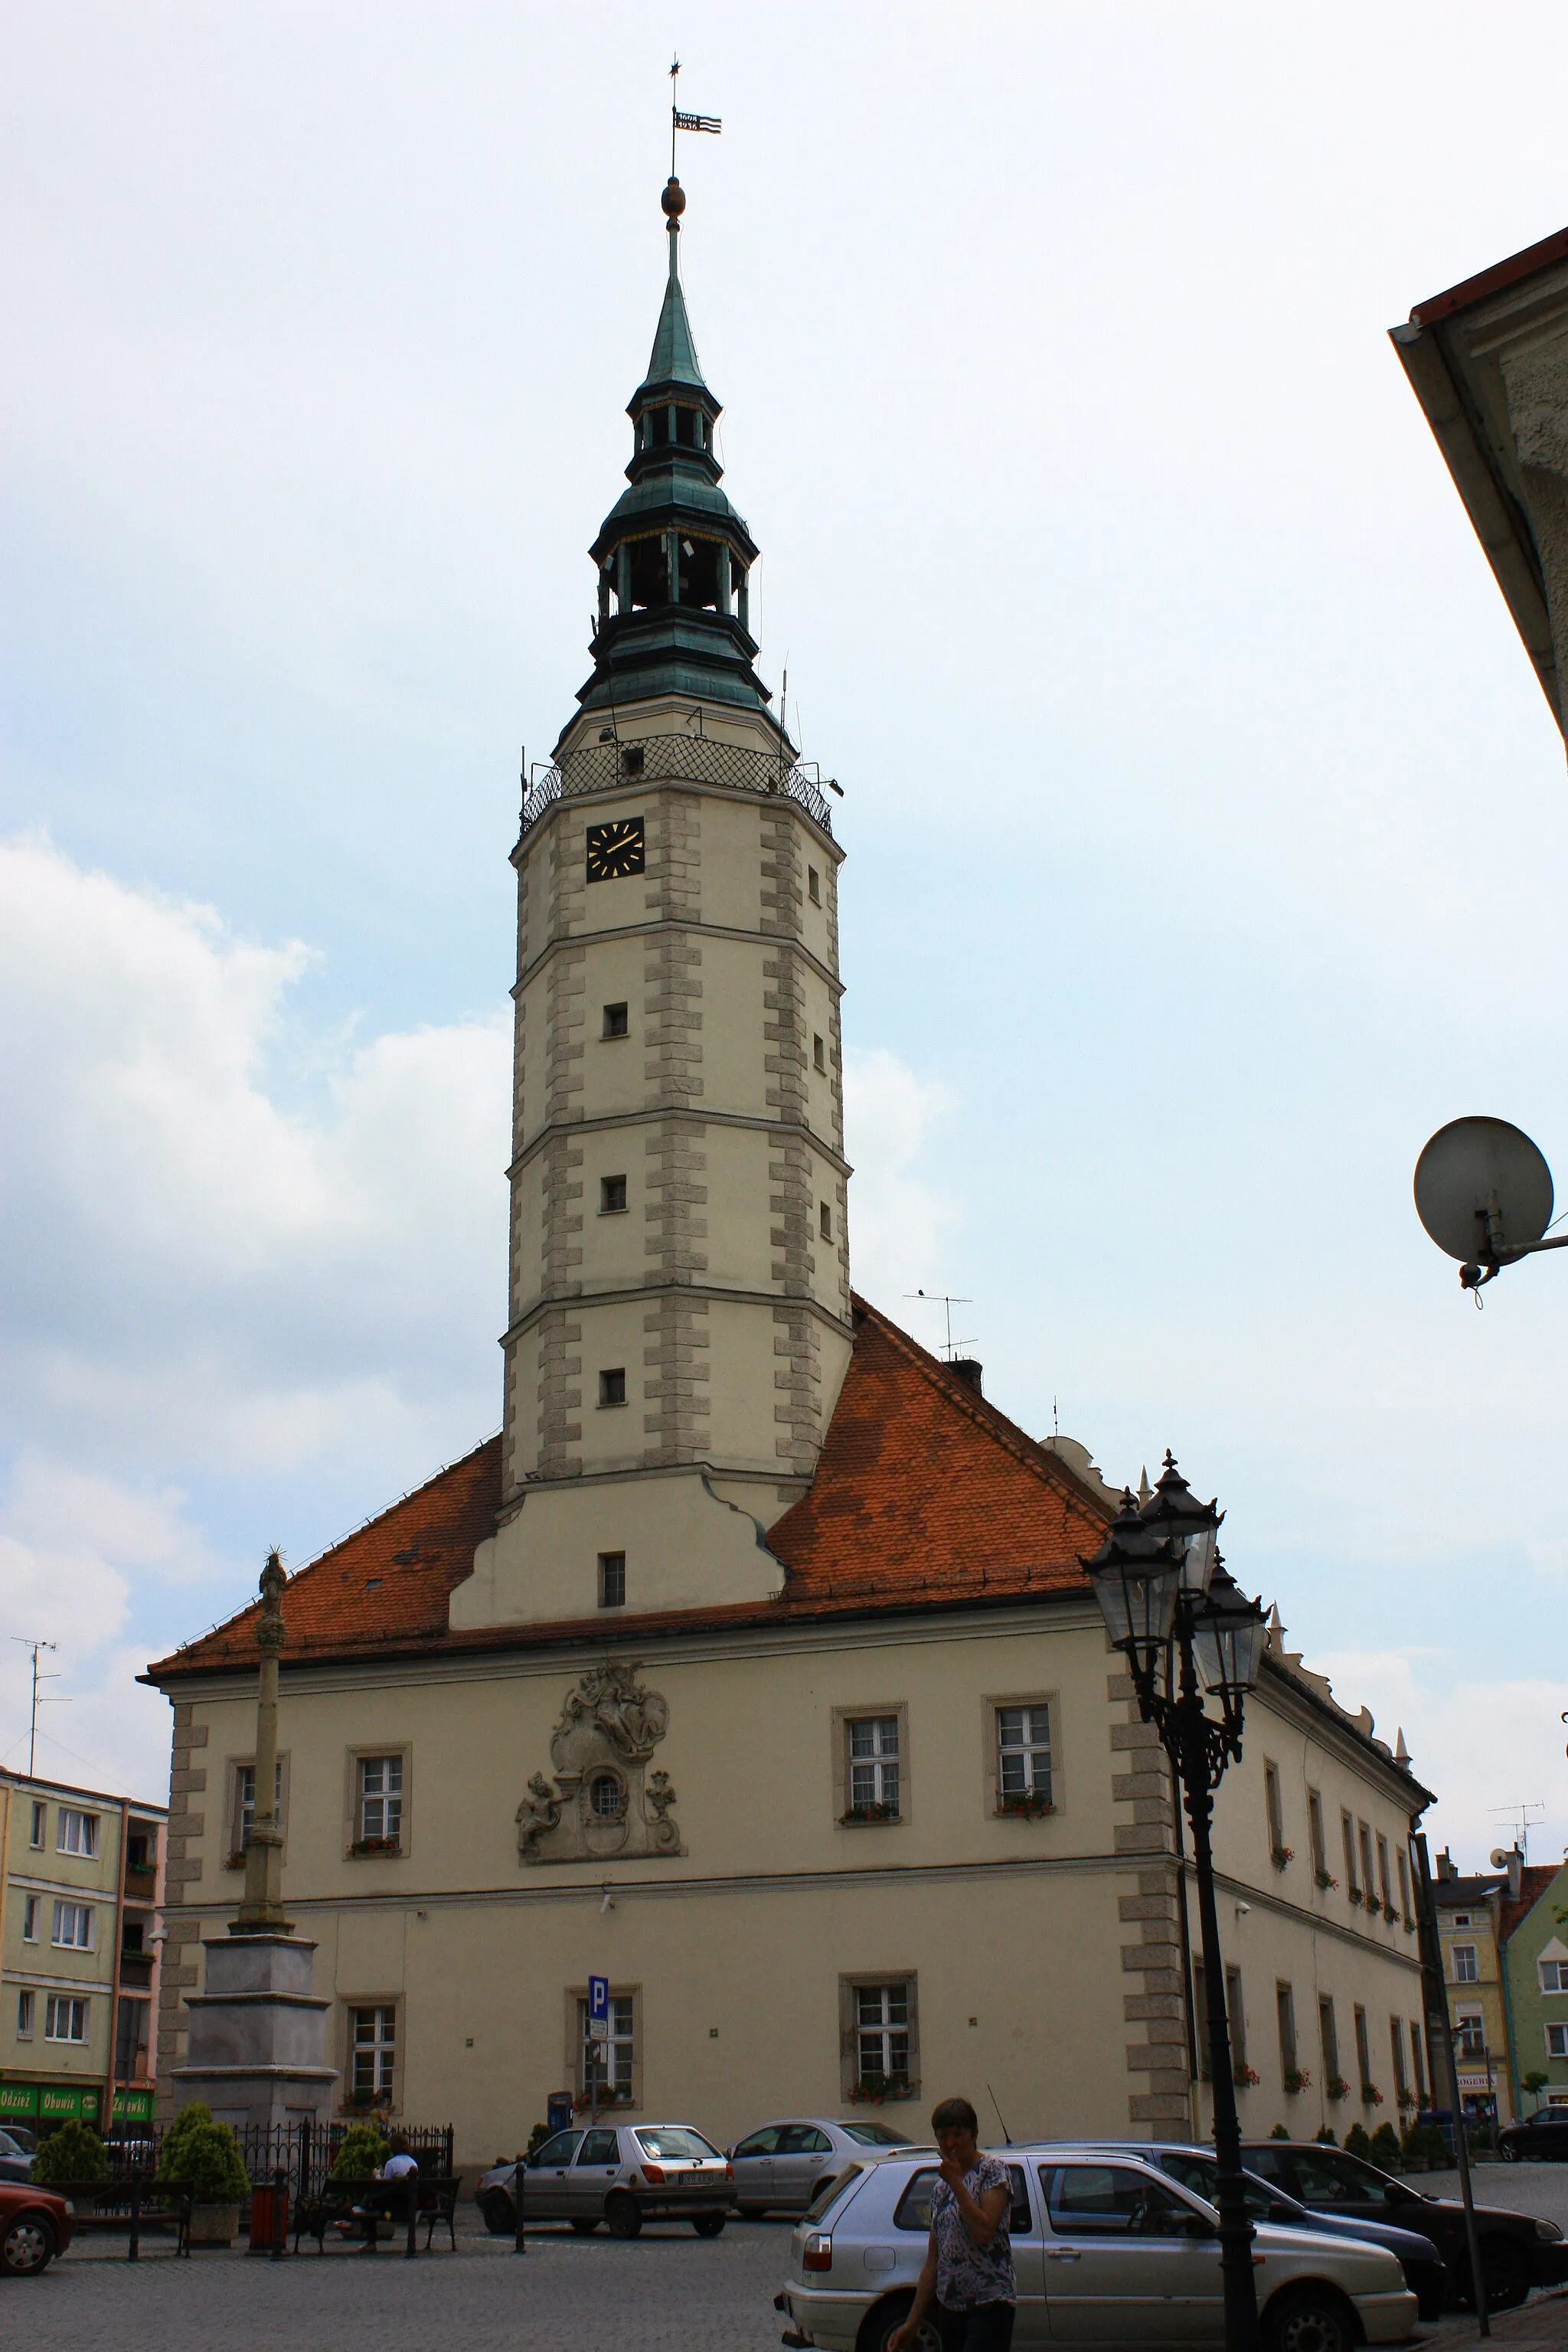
[148,177,1436,2170]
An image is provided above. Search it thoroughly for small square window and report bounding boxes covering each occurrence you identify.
[598,1552,626,1609]
[603,1002,629,1039]
[599,1367,627,1406]
[819,1202,833,1241]
[813,1033,826,1073]
[601,1174,628,1214]
[28,1802,44,1848]
[808,867,822,905]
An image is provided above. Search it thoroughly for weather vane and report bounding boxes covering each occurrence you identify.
[669,57,721,180]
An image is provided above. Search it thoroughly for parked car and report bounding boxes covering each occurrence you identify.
[1091,2141,1446,2321]
[776,2142,1417,2350]
[1240,2137,1568,2311]
[0,2132,34,2189]
[476,2122,733,2239]
[728,2118,913,2216]
[1499,2109,1568,2163]
[0,2184,74,2278]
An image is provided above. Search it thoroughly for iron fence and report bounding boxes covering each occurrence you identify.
[106,2117,455,2198]
[521,730,835,838]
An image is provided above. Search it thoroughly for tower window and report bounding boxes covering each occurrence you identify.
[598,1552,626,1609]
[813,1034,826,1073]
[599,1368,627,1407]
[808,867,822,905]
[600,1175,628,1214]
[603,1003,629,1039]
[819,1202,833,1242]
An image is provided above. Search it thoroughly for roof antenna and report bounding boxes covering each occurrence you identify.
[1053,1395,1060,1439]
[987,2082,1012,2145]
[10,1638,65,1779]
[905,1289,976,1362]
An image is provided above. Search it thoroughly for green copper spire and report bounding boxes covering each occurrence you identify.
[570,178,774,728]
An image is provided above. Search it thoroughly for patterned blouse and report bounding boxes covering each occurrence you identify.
[931,2155,1017,2310]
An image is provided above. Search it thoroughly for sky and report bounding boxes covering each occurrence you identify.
[2,2,1566,1869]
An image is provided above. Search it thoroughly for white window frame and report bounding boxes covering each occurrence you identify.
[28,1802,44,1849]
[847,1978,915,2095]
[51,1900,94,1951]
[847,1715,900,1818]
[1544,2023,1567,2060]
[16,1989,34,2040]
[56,1808,99,1859]
[577,1991,635,2100]
[1452,1943,1479,1984]
[22,1895,39,1942]
[349,2003,397,2100]
[1455,2007,1485,2055]
[44,1994,88,2043]
[228,1754,287,1862]
[356,1755,404,1848]
[995,1702,1053,1808]
[1538,1959,1566,1994]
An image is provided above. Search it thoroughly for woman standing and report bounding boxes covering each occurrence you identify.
[889,2096,1016,2350]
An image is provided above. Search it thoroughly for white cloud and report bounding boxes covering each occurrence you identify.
[842,1047,960,1321]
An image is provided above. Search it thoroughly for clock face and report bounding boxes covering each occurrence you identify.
[586,817,645,884]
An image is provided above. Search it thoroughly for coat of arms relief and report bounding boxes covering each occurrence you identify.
[514,1662,683,1864]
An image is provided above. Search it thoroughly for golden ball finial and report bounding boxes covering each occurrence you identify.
[662,175,686,220]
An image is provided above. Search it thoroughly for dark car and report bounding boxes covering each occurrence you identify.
[1499,2109,1568,2164]
[0,2131,34,2189]
[1139,2145,1448,2324]
[1242,2136,1568,2311]
[0,2184,74,2277]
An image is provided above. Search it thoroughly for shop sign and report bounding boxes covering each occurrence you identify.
[0,2082,38,2118]
[37,2084,101,2123]
[113,2087,155,2122]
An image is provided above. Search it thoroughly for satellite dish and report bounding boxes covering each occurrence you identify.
[1414,1116,1553,1265]
[1489,1848,1511,1870]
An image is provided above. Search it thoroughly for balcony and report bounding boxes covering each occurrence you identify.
[521,732,837,841]
[122,1864,157,1900]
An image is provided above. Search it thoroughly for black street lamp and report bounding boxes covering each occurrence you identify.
[1084,1454,1269,2352]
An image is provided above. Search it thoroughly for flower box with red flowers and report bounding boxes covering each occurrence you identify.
[1283,2068,1312,2096]
[998,1792,1054,1819]
[1325,2074,1350,2102]
[348,1835,403,1858]
[1270,1845,1294,1870]
[841,1803,899,1825]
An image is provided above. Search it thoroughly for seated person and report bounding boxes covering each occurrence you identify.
[354,2134,418,2247]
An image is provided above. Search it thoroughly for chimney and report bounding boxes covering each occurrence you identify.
[1508,1847,1523,1902]
[949,1359,982,1395]
[1436,1848,1456,1882]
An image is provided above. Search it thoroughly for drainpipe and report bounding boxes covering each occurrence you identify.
[1499,1894,1524,2122]
[103,1795,129,2151]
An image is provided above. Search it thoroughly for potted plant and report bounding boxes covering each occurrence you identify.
[1270,1845,1294,1870]
[1360,2081,1383,2108]
[1346,1886,1364,1907]
[1233,2063,1261,2089]
[1314,1868,1338,1891]
[998,1791,1054,1818]
[1282,2067,1311,2096]
[29,2118,107,2186]
[158,2102,250,2245]
[223,1849,246,1870]
[841,1802,898,1824]
[1343,2122,1372,2160]
[1325,2073,1349,2102]
[849,2073,913,2105]
[339,2088,392,2117]
[1382,1901,1398,1925]
[348,1834,402,1857]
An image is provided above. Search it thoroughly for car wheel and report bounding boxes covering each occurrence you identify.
[1262,2283,1358,2352]
[476,2190,515,2236]
[1477,2239,1530,2312]
[606,2192,642,2239]
[0,2213,56,2278]
[1500,2138,1521,2162]
[858,2293,942,2352]
[736,2203,768,2219]
[692,2212,726,2237]
[570,2216,598,2234]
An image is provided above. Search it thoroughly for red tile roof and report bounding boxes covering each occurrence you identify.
[146,1296,1114,1681]
[1500,1863,1564,1948]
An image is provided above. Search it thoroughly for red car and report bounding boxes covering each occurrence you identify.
[0,2184,74,2277]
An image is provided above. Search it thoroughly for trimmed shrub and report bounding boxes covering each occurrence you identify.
[1343,2122,1372,2160]
[31,2119,107,2184]
[1370,2122,1402,2171]
[1269,2123,1290,2139]
[1313,2126,1337,2146]
[331,2122,391,2181]
[158,2101,214,2181]
[158,2109,250,2203]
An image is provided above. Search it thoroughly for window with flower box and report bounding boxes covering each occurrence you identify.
[835,1708,906,1824]
[350,1753,406,1855]
[841,1975,918,2102]
[995,1703,1053,1816]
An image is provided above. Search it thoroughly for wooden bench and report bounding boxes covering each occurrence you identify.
[292,2174,462,2255]
[45,2175,193,2259]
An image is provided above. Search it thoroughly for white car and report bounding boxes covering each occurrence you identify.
[776,2143,1419,2352]
[729,2117,913,2216]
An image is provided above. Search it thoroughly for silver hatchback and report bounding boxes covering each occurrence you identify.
[729,2117,913,2216]
[476,2121,733,2239]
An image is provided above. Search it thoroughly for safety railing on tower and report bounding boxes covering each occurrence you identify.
[520,731,835,839]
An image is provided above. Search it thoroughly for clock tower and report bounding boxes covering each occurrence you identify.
[452,178,851,1631]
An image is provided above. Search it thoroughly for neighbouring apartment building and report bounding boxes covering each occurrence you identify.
[1431,1848,1517,2125]
[149,176,1438,2171]
[0,1769,166,2137]
[1501,1860,1568,2118]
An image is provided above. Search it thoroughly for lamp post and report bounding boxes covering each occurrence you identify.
[1084,1455,1269,2352]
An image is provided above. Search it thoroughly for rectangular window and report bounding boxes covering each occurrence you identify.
[602,1002,629,1039]
[813,1032,826,1073]
[1264,1762,1285,1858]
[115,1994,151,2081]
[22,1895,38,1942]
[234,1759,282,1851]
[1547,2024,1568,2060]
[819,1201,833,1241]
[599,1174,627,1214]
[1390,2017,1409,2099]
[57,1808,99,1858]
[578,1992,634,2099]
[847,1716,900,1818]
[351,2004,396,2098]
[51,1900,93,1950]
[1341,1811,1359,1897]
[16,1991,34,2040]
[1539,1960,1566,1994]
[1452,1912,1472,1928]
[1318,1995,1340,2079]
[1376,1834,1392,1910]
[1308,1789,1327,1877]
[1410,2019,1427,2105]
[1354,2004,1373,2091]
[1397,1848,1412,1922]
[1226,1966,1246,2069]
[598,1551,626,1610]
[808,866,821,906]
[1358,1823,1375,1906]
[599,1367,627,1406]
[1456,2009,1485,2056]
[1452,1943,1479,1984]
[44,1995,88,2043]
[28,1801,44,1848]
[996,1705,1052,1806]
[855,1982,910,2089]
[358,1756,403,1846]
[1276,1981,1298,2076]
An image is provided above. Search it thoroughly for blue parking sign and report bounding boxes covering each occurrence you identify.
[589,1975,609,2021]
